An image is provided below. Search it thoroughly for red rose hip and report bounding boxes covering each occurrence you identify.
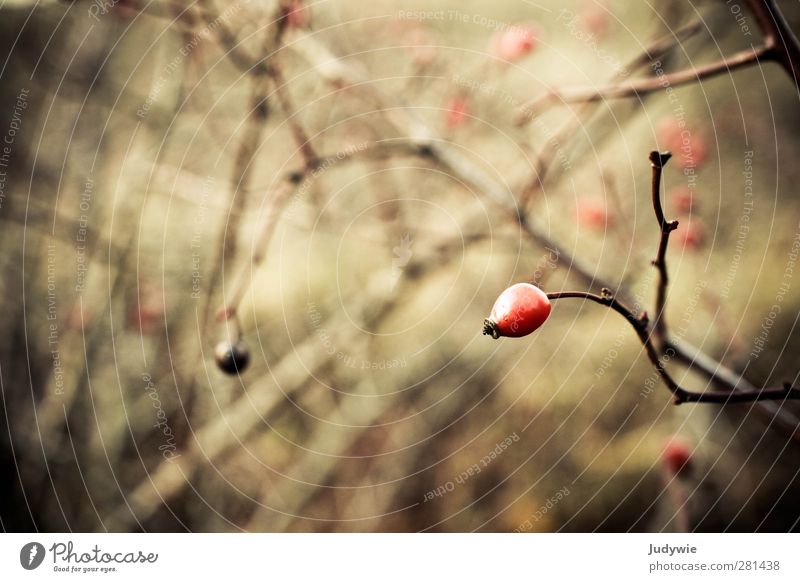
[483,283,551,339]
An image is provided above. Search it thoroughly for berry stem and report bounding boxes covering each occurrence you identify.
[546,290,800,405]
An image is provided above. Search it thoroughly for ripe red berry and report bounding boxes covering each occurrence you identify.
[662,438,693,475]
[444,96,470,129]
[483,283,552,339]
[490,25,538,62]
[215,340,251,375]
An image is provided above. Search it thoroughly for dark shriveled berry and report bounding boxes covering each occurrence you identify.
[215,340,250,375]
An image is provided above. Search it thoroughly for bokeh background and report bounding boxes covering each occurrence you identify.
[1,0,800,532]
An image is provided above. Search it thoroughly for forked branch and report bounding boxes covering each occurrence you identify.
[546,289,800,405]
[546,151,800,406]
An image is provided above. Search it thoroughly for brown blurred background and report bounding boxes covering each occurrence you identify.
[1,0,800,532]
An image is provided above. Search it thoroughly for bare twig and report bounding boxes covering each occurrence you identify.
[514,19,704,125]
[202,75,271,337]
[287,28,800,414]
[525,44,770,113]
[215,177,296,322]
[520,0,800,114]
[649,151,678,343]
[195,0,271,75]
[516,21,706,211]
[105,207,487,530]
[745,0,800,90]
[546,290,800,405]
[268,63,319,169]
[214,140,419,324]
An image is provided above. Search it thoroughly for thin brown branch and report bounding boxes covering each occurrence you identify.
[546,290,800,405]
[515,20,705,208]
[202,75,271,335]
[286,28,800,423]
[213,140,419,323]
[515,19,704,125]
[517,1,800,115]
[195,0,269,75]
[526,44,771,113]
[268,63,319,169]
[105,206,488,531]
[745,0,800,91]
[649,151,678,343]
[215,177,296,322]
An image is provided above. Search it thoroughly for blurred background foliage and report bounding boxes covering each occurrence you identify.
[1,0,800,532]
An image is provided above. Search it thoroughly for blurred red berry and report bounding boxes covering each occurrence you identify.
[656,117,708,169]
[112,0,142,19]
[579,1,610,38]
[662,438,693,475]
[66,300,92,332]
[490,25,538,62]
[483,283,552,339]
[677,220,706,250]
[127,285,164,334]
[669,185,696,214]
[285,0,308,28]
[577,200,613,229]
[405,28,438,66]
[679,135,708,169]
[656,118,682,151]
[444,96,470,129]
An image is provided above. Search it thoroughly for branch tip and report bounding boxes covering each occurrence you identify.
[649,150,672,168]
